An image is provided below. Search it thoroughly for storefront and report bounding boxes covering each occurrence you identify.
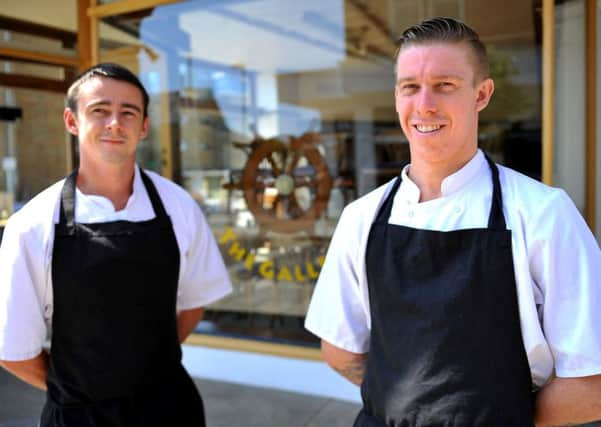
[1,0,599,354]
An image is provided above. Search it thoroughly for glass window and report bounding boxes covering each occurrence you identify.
[0,76,70,215]
[0,9,77,231]
[99,0,544,345]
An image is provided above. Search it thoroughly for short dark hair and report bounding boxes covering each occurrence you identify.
[396,17,489,82]
[67,63,149,118]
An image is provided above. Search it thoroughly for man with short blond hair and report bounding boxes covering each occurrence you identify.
[306,17,601,426]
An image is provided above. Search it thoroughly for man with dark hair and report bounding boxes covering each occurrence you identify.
[306,17,601,426]
[65,63,150,117]
[0,63,232,426]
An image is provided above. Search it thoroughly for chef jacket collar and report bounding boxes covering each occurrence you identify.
[73,165,143,215]
[399,150,487,203]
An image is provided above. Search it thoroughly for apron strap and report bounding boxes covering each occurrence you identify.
[373,152,507,231]
[373,173,402,223]
[58,170,78,229]
[58,168,170,229]
[483,154,507,231]
[139,169,169,220]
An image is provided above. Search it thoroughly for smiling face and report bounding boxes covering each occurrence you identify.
[395,42,494,172]
[64,76,149,169]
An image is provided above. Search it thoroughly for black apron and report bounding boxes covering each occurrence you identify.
[355,156,534,426]
[41,170,205,427]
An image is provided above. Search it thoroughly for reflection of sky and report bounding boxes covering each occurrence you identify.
[139,0,345,137]
[178,0,345,74]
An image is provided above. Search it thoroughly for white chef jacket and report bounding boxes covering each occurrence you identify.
[0,166,232,362]
[305,150,601,387]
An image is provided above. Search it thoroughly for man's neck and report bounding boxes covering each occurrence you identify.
[407,151,477,202]
[76,161,136,211]
[406,164,444,202]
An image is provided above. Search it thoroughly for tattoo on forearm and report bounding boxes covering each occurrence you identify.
[334,360,366,386]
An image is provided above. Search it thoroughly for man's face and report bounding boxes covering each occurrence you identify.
[64,77,149,167]
[395,42,494,170]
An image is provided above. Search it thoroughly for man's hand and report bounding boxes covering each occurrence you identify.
[177,307,205,343]
[0,350,48,390]
[321,340,367,386]
[535,374,601,426]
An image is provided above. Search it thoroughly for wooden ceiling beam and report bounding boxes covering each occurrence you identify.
[0,47,78,68]
[0,72,70,93]
[0,14,77,48]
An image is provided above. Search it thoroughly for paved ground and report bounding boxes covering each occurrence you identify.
[0,368,361,427]
[2,368,601,427]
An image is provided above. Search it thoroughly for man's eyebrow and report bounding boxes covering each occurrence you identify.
[396,77,414,85]
[121,102,142,113]
[86,100,111,109]
[432,74,464,82]
[396,74,465,85]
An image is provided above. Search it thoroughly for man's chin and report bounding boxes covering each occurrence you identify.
[99,151,136,165]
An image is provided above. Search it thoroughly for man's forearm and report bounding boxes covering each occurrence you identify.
[177,307,205,343]
[0,350,49,391]
[321,340,368,386]
[535,374,601,426]
[331,357,367,386]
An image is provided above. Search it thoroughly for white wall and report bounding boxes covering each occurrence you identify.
[597,1,601,241]
[554,0,586,213]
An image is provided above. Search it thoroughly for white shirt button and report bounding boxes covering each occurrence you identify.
[408,211,415,218]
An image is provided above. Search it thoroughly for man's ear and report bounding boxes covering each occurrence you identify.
[139,116,150,140]
[475,78,495,113]
[64,108,79,136]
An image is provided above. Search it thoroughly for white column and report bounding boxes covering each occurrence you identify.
[554,1,586,212]
[255,72,279,138]
[354,106,376,196]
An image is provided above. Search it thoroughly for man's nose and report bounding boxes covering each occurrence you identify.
[106,113,121,130]
[416,88,437,115]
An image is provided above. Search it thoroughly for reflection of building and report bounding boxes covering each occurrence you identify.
[1,0,600,355]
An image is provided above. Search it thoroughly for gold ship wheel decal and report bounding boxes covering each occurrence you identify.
[225,132,332,233]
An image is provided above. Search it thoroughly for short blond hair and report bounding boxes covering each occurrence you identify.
[396,17,490,82]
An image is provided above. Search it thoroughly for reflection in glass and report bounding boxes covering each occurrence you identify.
[99,0,543,345]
